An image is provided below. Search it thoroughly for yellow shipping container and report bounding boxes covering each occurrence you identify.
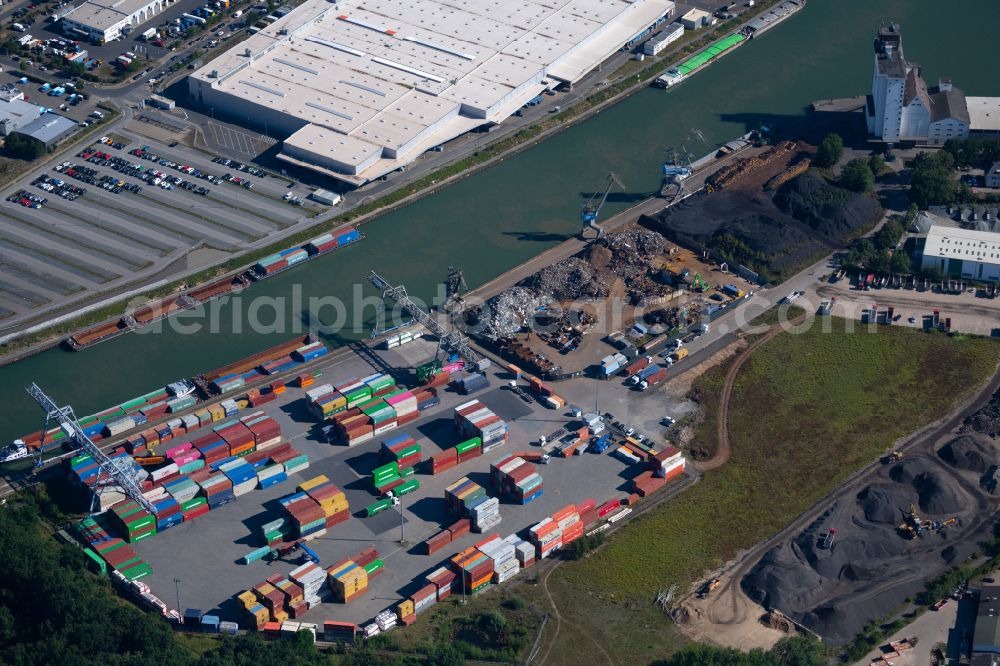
[237,590,257,607]
[327,560,355,577]
[271,608,289,623]
[397,599,414,618]
[297,475,330,493]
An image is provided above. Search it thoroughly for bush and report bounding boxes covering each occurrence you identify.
[814,133,844,168]
[909,151,960,208]
[840,158,874,193]
[2,133,45,160]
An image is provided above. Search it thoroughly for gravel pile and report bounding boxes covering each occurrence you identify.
[857,485,906,524]
[961,388,1000,437]
[938,434,998,473]
[742,451,979,644]
[773,171,880,242]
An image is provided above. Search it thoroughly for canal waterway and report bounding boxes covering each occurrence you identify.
[1,0,998,442]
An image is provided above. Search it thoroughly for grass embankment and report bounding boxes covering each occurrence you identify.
[519,319,1000,665]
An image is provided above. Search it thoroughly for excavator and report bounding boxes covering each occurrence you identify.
[697,578,721,598]
[882,450,903,464]
[898,503,961,539]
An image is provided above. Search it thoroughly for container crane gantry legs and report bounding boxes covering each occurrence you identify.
[26,383,154,514]
[367,271,489,374]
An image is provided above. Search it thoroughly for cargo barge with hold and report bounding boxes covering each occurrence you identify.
[64,224,363,351]
[655,0,805,89]
[5,334,329,462]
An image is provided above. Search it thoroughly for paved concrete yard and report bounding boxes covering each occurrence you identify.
[0,125,326,328]
[132,342,657,627]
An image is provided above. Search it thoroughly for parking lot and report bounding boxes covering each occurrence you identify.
[0,127,326,324]
[129,336,682,627]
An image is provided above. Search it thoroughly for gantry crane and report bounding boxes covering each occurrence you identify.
[581,173,624,238]
[26,383,153,514]
[367,271,489,384]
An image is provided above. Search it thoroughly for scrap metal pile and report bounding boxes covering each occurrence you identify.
[476,228,672,339]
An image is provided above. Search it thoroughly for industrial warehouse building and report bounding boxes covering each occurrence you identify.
[0,84,43,136]
[973,587,1000,665]
[188,0,676,186]
[12,114,78,149]
[60,0,176,43]
[920,224,1000,282]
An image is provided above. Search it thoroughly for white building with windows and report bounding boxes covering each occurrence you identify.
[60,0,175,43]
[867,24,970,145]
[920,225,1000,282]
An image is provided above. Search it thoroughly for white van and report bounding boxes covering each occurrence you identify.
[89,110,104,119]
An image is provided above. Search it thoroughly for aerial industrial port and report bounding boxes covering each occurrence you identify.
[4,0,1000,664]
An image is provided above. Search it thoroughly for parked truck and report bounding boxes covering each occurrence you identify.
[670,347,689,363]
[639,366,667,391]
[631,364,659,386]
[623,355,653,378]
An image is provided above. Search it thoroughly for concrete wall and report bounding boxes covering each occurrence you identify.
[188,77,309,136]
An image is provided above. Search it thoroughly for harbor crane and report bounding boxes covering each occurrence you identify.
[25,383,154,514]
[581,172,624,237]
[660,147,693,200]
[367,270,489,384]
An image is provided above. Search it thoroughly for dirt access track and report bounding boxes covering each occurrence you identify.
[673,336,1000,648]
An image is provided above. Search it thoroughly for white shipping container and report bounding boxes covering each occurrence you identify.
[414,594,436,613]
[375,610,398,631]
[306,385,334,401]
[151,463,180,482]
[233,478,258,496]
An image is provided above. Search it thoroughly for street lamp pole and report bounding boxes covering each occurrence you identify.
[173,578,182,612]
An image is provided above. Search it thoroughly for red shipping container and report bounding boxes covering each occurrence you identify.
[447,518,470,539]
[426,531,451,555]
[396,411,420,425]
[354,547,379,567]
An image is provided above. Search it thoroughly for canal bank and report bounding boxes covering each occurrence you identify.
[0,0,787,361]
[1,0,998,444]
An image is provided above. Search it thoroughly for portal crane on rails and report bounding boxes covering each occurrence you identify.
[367,270,489,384]
[25,383,154,514]
[581,172,624,238]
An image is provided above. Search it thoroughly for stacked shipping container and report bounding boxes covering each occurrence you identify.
[454,401,508,453]
[489,455,543,504]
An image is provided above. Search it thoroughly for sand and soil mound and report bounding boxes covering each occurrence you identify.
[938,434,998,473]
[962,388,1000,437]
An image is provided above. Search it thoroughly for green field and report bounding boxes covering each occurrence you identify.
[523,319,1000,665]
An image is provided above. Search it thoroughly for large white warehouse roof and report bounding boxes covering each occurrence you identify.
[189,0,675,185]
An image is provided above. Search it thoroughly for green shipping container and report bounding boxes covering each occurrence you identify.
[83,547,107,574]
[366,499,393,517]
[374,473,400,490]
[120,397,147,411]
[181,497,207,511]
[119,562,153,581]
[367,376,395,392]
[397,479,419,496]
[363,558,384,574]
[372,462,399,480]
[128,530,154,543]
[455,438,482,455]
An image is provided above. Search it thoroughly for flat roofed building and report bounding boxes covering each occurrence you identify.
[920,225,1000,282]
[0,85,43,136]
[12,113,77,149]
[975,587,1000,657]
[60,0,175,43]
[679,8,710,29]
[189,0,675,185]
[968,96,1000,138]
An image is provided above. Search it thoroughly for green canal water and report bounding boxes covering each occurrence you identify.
[2,0,998,443]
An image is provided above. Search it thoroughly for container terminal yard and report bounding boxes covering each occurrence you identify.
[1,317,695,636]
